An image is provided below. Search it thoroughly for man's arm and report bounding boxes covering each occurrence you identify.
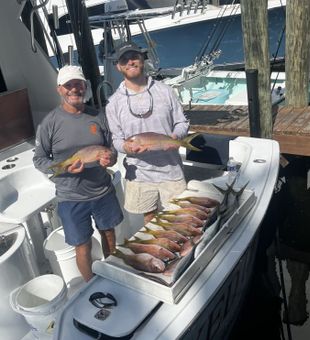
[169,87,190,139]
[32,122,55,174]
[105,103,127,154]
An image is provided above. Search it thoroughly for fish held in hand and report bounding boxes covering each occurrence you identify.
[125,132,202,152]
[49,145,112,176]
[113,249,165,273]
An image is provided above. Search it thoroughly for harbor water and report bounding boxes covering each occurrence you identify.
[229,155,310,340]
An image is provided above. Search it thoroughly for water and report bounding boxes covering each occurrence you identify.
[229,154,310,340]
[171,71,286,106]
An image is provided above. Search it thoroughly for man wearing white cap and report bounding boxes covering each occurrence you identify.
[33,65,123,282]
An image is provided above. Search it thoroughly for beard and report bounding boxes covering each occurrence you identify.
[121,64,144,80]
[63,93,85,109]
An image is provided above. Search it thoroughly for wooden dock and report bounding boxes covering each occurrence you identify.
[185,105,310,156]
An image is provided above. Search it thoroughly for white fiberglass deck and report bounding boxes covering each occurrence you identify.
[0,149,56,224]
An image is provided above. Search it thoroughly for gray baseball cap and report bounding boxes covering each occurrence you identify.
[116,41,143,60]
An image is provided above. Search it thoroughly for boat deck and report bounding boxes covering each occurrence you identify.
[186,105,310,156]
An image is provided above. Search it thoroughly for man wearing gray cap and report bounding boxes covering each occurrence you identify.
[33,65,123,282]
[106,42,189,225]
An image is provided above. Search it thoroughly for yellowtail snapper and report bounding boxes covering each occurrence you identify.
[49,145,112,176]
[112,249,165,273]
[125,132,202,152]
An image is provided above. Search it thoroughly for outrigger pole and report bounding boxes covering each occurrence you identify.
[65,0,101,106]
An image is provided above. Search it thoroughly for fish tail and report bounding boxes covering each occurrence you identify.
[143,226,154,235]
[112,248,125,259]
[212,183,227,195]
[152,217,168,229]
[181,132,202,152]
[121,238,131,246]
[151,217,161,227]
[48,162,66,177]
[235,181,249,196]
[172,197,190,203]
[160,210,175,215]
[170,198,179,205]
[48,155,78,177]
[233,180,249,203]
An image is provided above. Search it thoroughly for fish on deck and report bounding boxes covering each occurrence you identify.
[213,179,249,227]
[129,236,181,253]
[156,213,205,227]
[170,200,211,213]
[141,226,188,243]
[171,195,220,208]
[124,132,202,152]
[152,219,203,237]
[180,235,202,257]
[158,207,210,220]
[112,249,165,273]
[163,247,195,282]
[120,240,176,261]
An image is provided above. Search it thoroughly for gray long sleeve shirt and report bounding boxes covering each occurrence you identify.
[33,105,116,201]
[106,77,189,182]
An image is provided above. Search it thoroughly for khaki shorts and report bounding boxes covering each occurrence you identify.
[124,179,187,214]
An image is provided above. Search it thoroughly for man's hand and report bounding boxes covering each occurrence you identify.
[99,149,117,168]
[163,133,180,151]
[123,140,148,154]
[67,159,84,174]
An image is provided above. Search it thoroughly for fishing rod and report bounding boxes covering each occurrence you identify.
[195,0,238,62]
[209,4,239,55]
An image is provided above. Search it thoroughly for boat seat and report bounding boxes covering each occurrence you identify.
[186,133,236,168]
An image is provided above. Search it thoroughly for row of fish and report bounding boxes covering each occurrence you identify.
[112,179,248,286]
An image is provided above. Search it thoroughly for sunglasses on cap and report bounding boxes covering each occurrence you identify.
[118,51,143,65]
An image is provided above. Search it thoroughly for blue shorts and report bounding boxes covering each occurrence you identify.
[57,190,123,246]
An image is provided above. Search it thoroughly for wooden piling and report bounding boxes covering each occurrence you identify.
[240,0,272,138]
[285,0,310,107]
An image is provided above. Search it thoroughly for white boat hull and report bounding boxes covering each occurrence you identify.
[54,136,280,339]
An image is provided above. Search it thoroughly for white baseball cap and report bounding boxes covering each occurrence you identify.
[57,65,86,85]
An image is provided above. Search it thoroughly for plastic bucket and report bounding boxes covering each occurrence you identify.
[9,274,67,339]
[43,227,102,287]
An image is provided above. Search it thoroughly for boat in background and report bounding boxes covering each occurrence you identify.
[164,69,286,107]
[39,0,286,70]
